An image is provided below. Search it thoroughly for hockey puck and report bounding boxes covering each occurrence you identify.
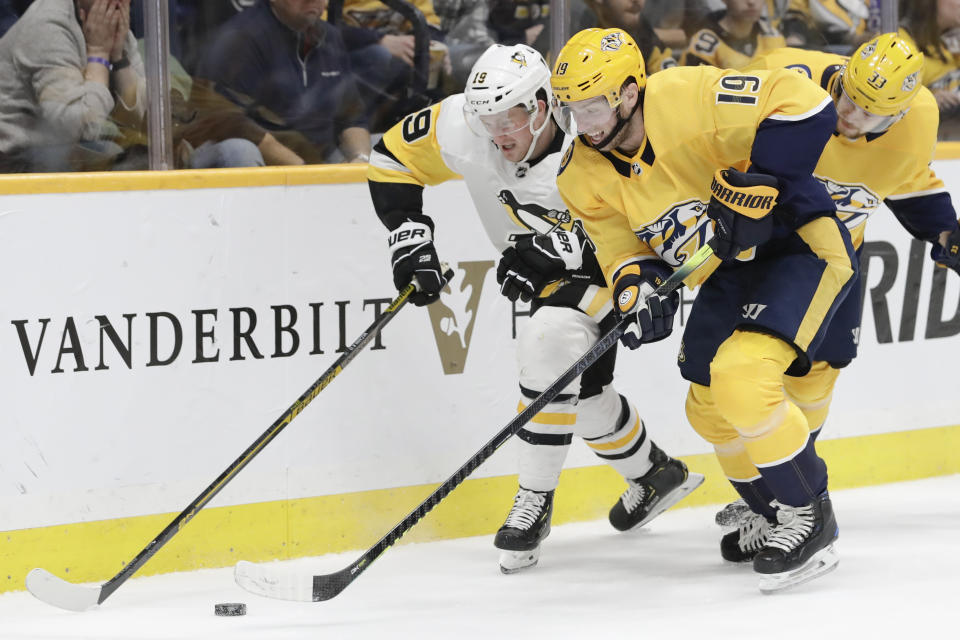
[214,602,246,617]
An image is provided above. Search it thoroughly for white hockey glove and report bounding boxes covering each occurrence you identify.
[496,226,593,302]
[613,261,679,349]
[387,216,444,306]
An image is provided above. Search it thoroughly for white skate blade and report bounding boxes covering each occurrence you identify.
[499,546,541,574]
[630,472,706,531]
[758,543,839,594]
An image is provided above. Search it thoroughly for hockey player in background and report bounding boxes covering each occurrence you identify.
[366,43,703,574]
[551,28,855,592]
[708,34,960,560]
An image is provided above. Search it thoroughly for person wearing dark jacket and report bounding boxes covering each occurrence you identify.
[197,0,371,164]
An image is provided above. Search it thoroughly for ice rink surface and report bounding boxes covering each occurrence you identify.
[3,474,958,640]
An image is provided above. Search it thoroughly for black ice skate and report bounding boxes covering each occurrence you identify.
[494,488,554,574]
[720,510,772,563]
[753,493,839,593]
[609,443,705,532]
[715,498,751,528]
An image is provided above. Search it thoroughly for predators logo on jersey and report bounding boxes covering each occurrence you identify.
[634,199,712,267]
[815,176,880,229]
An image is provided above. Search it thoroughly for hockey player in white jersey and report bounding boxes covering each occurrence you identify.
[367,44,704,573]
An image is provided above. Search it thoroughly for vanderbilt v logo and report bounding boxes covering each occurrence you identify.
[741,303,767,320]
[426,261,495,374]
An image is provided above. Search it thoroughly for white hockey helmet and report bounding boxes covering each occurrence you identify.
[463,44,553,162]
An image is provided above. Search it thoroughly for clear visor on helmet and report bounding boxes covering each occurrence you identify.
[552,95,618,138]
[464,103,536,138]
[837,83,902,134]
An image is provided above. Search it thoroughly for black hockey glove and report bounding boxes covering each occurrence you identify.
[931,222,960,274]
[496,225,593,302]
[387,215,444,306]
[706,168,779,261]
[613,260,678,349]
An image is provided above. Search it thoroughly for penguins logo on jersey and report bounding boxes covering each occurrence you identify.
[634,200,712,267]
[815,176,880,229]
[511,52,528,68]
[498,189,572,234]
[600,32,624,51]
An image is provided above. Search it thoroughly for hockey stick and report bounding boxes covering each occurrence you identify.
[235,243,718,603]
[26,268,454,612]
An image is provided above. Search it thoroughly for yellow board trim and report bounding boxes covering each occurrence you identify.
[1,140,959,195]
[2,423,959,594]
[0,165,369,195]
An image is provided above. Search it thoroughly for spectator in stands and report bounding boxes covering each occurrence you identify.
[487,0,549,50]
[681,0,785,68]
[642,0,696,48]
[901,0,960,136]
[778,0,871,50]
[197,0,371,164]
[433,0,495,88]
[575,0,677,74]
[340,0,450,127]
[0,0,145,172]
[0,0,21,38]
[113,48,303,168]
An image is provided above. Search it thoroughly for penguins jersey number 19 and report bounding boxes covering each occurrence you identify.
[369,93,577,254]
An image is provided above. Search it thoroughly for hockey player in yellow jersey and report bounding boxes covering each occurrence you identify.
[552,28,857,592]
[367,43,703,574]
[710,34,960,557]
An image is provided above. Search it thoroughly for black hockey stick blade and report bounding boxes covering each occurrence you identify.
[27,268,454,612]
[235,244,717,603]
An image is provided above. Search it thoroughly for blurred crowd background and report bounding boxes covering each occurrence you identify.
[0,0,956,173]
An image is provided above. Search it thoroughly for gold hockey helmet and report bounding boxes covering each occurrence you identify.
[841,32,923,118]
[551,28,646,109]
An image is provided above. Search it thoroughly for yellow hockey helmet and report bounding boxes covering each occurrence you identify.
[551,28,646,109]
[841,32,923,117]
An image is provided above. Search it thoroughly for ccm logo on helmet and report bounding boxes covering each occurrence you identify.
[710,177,774,211]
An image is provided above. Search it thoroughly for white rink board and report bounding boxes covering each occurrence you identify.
[1,164,958,531]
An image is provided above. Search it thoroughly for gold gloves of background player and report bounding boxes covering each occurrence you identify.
[706,168,780,261]
[932,222,960,274]
[612,260,678,349]
[497,226,593,302]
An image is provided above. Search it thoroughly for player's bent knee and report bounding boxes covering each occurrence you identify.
[685,383,737,445]
[517,306,599,393]
[710,330,795,429]
[573,385,625,439]
[784,361,840,431]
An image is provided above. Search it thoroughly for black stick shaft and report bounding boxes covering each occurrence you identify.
[312,245,716,601]
[95,272,445,605]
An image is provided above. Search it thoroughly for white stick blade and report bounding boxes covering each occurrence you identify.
[234,560,315,602]
[26,568,102,612]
